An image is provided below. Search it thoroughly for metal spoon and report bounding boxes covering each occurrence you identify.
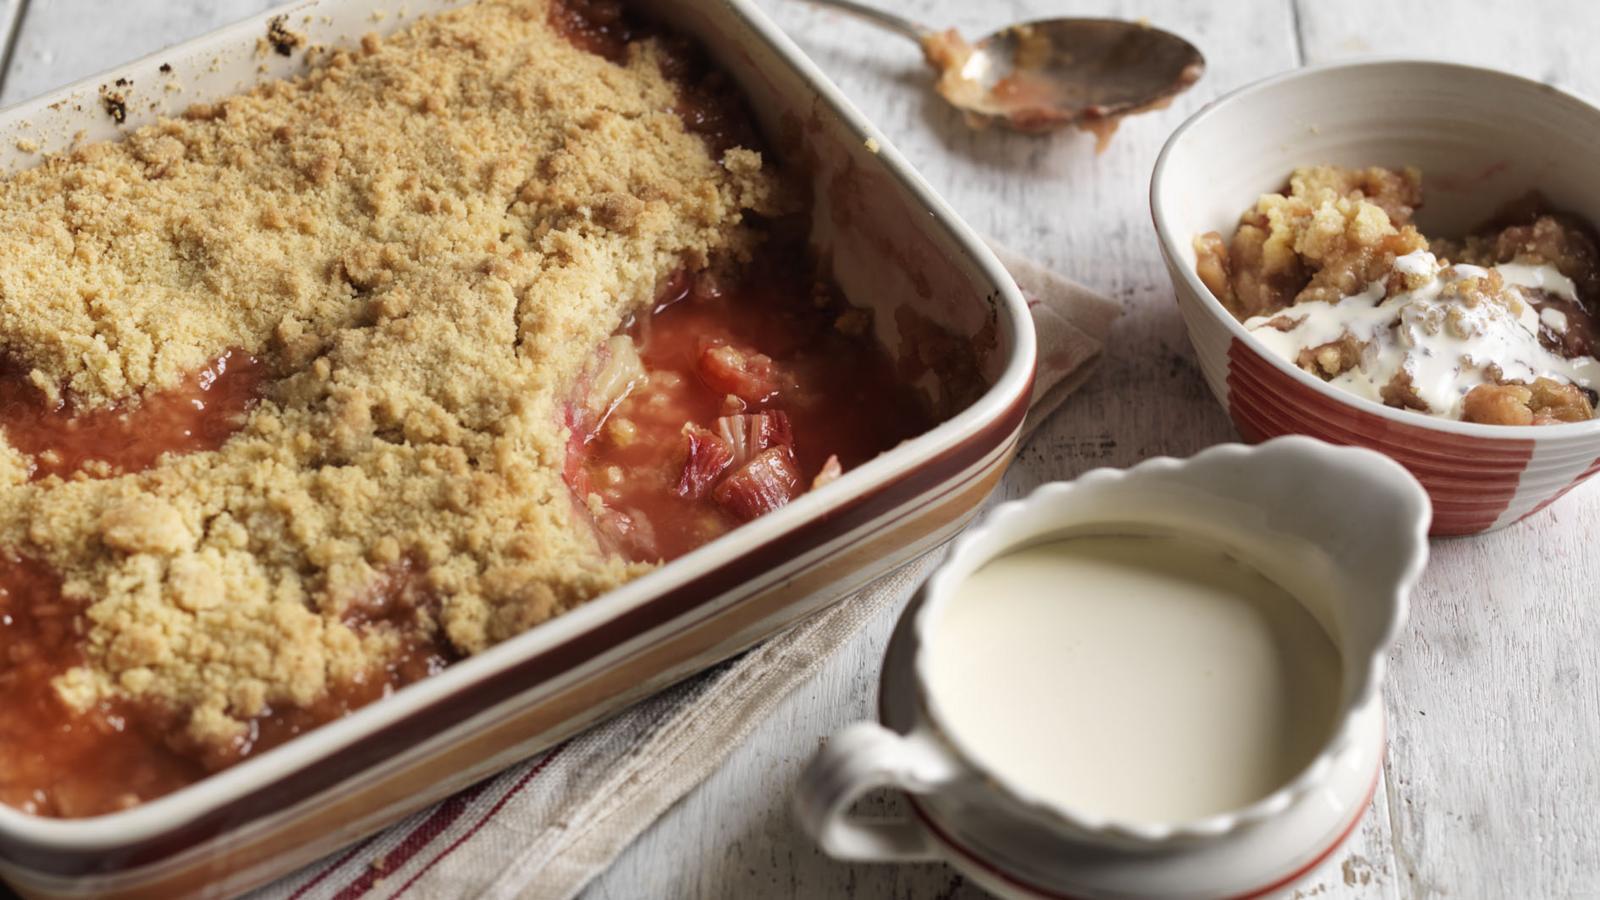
[799,0,1204,143]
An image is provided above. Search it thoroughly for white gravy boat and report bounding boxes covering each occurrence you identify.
[795,437,1430,899]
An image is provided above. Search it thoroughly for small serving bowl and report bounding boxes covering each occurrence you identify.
[1150,59,1600,536]
[795,437,1430,898]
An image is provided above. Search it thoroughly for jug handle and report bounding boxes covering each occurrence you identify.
[793,721,960,862]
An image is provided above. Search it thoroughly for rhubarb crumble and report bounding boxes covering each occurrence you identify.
[0,0,938,817]
[1195,165,1600,425]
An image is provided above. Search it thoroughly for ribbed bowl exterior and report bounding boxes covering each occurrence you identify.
[1152,61,1600,536]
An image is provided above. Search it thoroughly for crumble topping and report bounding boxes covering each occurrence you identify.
[0,0,784,748]
[1195,165,1600,425]
[1194,165,1427,322]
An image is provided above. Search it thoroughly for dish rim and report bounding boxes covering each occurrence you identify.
[1150,56,1600,441]
[0,0,1037,855]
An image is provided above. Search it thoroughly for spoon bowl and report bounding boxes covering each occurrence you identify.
[952,19,1205,133]
[801,0,1203,140]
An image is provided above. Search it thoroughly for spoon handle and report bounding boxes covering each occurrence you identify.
[794,0,932,43]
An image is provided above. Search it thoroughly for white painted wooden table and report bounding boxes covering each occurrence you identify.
[1,1,1597,897]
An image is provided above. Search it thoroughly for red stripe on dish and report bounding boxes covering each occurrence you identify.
[329,777,497,900]
[1517,453,1600,523]
[906,748,1382,900]
[390,741,570,898]
[1225,339,1532,535]
[1228,758,1383,899]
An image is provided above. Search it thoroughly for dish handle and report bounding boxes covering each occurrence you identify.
[793,722,960,862]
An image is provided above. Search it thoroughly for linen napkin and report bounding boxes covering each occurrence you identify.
[251,241,1119,900]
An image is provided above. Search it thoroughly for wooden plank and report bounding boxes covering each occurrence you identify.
[1295,0,1600,97]
[1370,513,1600,899]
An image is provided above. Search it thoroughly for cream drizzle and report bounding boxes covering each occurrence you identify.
[1243,251,1600,419]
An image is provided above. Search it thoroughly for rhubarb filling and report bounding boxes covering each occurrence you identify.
[568,241,932,563]
[0,351,264,481]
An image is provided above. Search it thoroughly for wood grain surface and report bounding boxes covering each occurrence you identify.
[0,0,1594,898]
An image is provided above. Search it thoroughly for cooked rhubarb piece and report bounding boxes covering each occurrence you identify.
[563,407,595,498]
[714,410,793,466]
[675,411,796,504]
[585,336,647,419]
[714,448,803,522]
[592,505,660,561]
[698,343,783,404]
[676,424,735,498]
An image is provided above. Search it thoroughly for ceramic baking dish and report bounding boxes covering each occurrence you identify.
[0,1,1035,897]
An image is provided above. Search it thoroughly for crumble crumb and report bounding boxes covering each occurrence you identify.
[1195,165,1426,320]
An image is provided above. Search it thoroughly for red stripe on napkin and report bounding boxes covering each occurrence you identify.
[329,780,495,900]
[392,742,570,898]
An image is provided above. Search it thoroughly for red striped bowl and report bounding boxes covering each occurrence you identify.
[1150,60,1600,536]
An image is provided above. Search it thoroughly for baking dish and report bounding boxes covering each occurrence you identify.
[0,1,1035,897]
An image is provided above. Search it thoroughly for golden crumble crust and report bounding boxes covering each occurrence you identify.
[1194,165,1426,320]
[0,0,784,746]
[1462,377,1594,426]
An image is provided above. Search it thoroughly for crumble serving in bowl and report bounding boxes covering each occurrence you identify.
[0,0,950,818]
[1150,60,1600,536]
[1194,165,1600,426]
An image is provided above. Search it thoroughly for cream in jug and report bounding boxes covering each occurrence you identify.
[925,531,1343,825]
